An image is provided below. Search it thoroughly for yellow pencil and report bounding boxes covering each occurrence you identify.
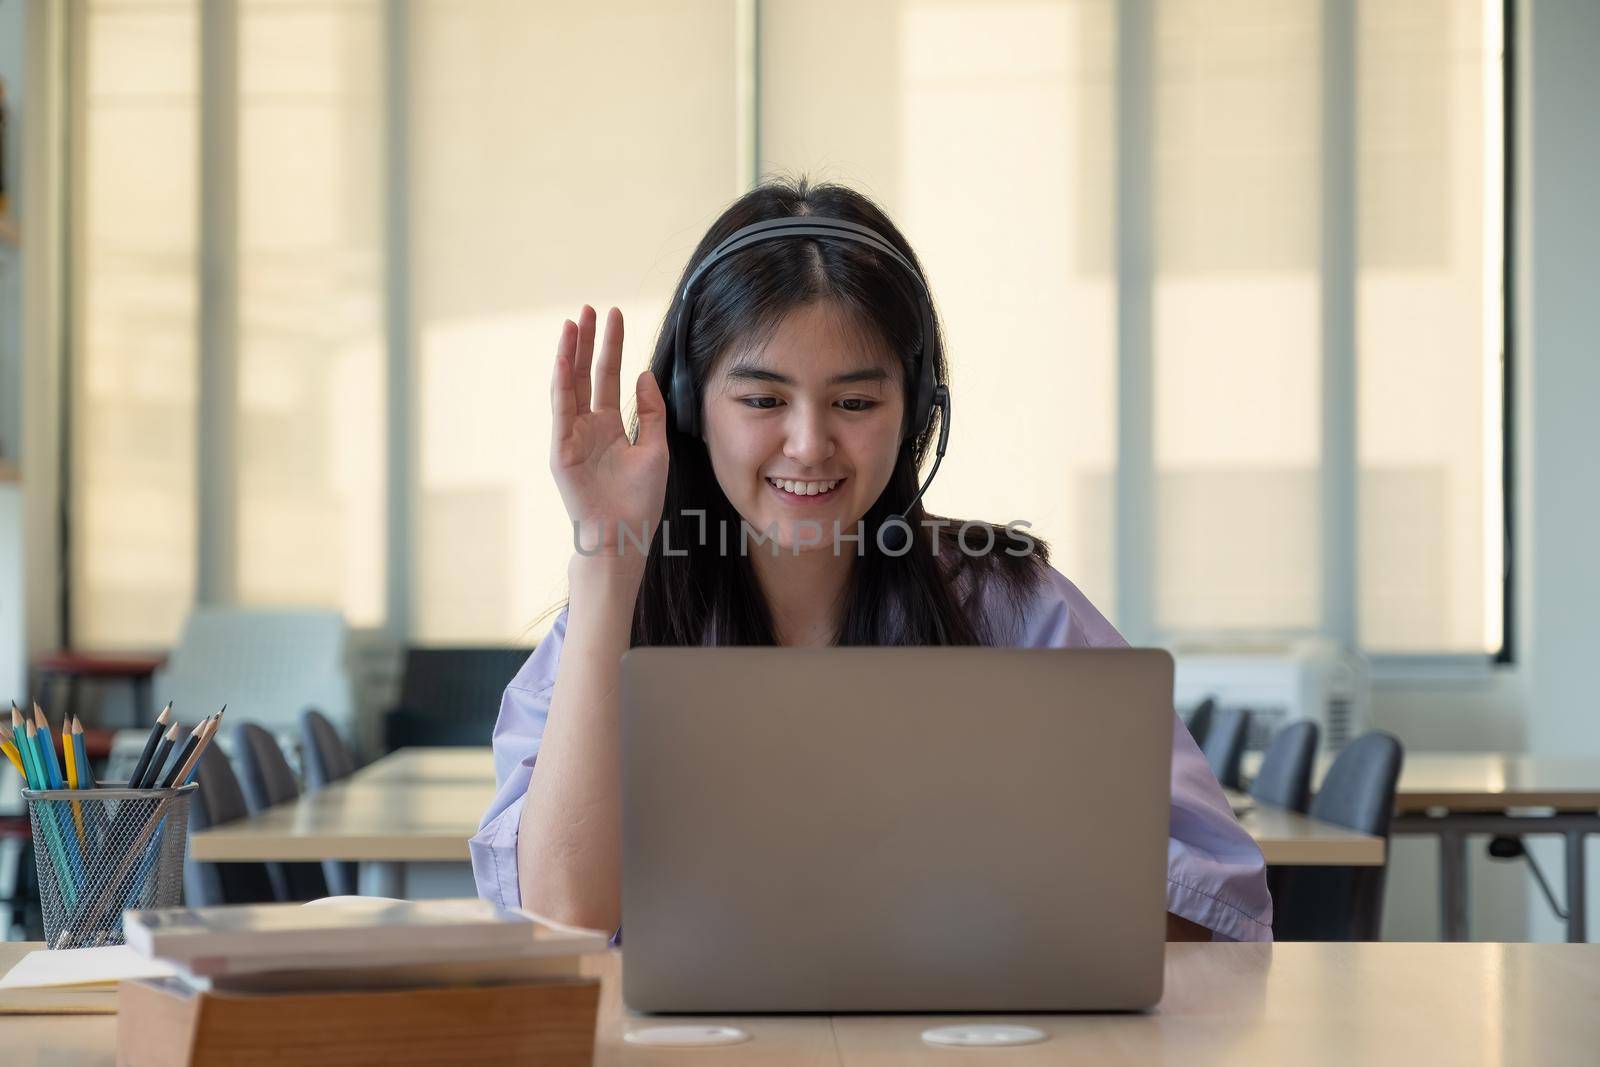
[0,722,23,778]
[63,718,78,789]
[61,717,86,844]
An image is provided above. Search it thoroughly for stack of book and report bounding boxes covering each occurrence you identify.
[116,898,611,1065]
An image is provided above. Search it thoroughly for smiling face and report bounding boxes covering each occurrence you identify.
[701,301,907,552]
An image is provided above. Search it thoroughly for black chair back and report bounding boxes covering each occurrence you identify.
[232,723,329,902]
[301,708,359,790]
[1201,706,1250,790]
[383,648,532,750]
[1185,697,1216,748]
[297,709,359,895]
[1273,731,1404,940]
[184,745,278,907]
[1251,720,1320,813]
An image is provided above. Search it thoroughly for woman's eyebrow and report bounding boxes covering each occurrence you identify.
[724,366,891,386]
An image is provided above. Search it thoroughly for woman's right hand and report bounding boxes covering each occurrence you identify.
[550,305,670,561]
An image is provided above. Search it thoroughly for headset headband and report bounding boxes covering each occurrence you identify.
[668,217,940,442]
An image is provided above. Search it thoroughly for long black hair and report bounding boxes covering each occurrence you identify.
[632,176,1048,648]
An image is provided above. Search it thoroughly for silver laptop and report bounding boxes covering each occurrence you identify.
[619,647,1174,1014]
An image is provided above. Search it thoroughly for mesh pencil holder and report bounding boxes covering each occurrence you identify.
[22,783,197,950]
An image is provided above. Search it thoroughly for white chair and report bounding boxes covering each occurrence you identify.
[152,608,355,745]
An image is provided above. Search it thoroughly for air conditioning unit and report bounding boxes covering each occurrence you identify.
[1170,636,1369,755]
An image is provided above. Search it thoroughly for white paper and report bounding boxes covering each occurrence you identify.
[0,946,178,990]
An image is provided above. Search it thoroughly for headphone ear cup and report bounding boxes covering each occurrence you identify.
[670,360,697,437]
[909,348,939,440]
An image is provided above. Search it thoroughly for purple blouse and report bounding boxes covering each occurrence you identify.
[470,566,1273,941]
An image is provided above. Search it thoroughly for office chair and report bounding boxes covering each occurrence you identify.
[231,723,330,902]
[1272,731,1404,940]
[1201,706,1250,790]
[185,745,279,907]
[299,708,360,895]
[1250,720,1320,813]
[1185,696,1216,748]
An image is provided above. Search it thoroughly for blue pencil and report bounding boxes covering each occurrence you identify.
[22,721,80,909]
[9,705,35,786]
[31,706,65,790]
[71,718,96,789]
[32,718,86,873]
[14,713,41,789]
[26,714,86,880]
[12,708,79,913]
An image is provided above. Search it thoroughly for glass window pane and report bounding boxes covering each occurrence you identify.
[1152,0,1323,634]
[409,0,741,642]
[72,2,200,648]
[236,0,386,625]
[761,0,1119,615]
[1356,0,1502,653]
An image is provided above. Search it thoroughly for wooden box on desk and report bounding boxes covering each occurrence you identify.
[115,973,601,1066]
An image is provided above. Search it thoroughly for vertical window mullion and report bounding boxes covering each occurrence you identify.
[60,0,86,647]
[737,0,760,191]
[196,0,239,608]
[1321,0,1357,647]
[385,0,413,643]
[1115,0,1155,645]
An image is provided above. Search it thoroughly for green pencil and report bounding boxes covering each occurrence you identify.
[20,721,78,910]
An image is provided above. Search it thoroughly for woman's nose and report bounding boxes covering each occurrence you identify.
[782,405,835,466]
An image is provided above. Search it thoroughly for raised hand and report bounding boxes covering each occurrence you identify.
[550,305,670,559]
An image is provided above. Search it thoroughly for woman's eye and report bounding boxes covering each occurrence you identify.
[742,396,781,410]
[837,398,877,413]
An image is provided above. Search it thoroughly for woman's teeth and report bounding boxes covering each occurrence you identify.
[768,478,841,497]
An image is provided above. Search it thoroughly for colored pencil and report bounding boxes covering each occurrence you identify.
[72,718,109,842]
[71,717,96,789]
[126,704,172,787]
[0,720,23,778]
[137,722,180,789]
[23,719,80,908]
[10,704,37,784]
[177,714,221,786]
[13,708,41,789]
[62,719,78,790]
[23,720,57,790]
[158,717,208,789]
[62,717,87,845]
[32,704,67,791]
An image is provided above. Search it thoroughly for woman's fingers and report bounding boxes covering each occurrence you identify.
[572,306,596,414]
[550,319,578,449]
[634,368,667,448]
[593,306,624,412]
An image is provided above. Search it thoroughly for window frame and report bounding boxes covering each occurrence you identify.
[56,0,1515,669]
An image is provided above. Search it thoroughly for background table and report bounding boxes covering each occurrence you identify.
[4,940,1598,1065]
[191,748,1382,896]
[1224,789,1383,865]
[1244,751,1600,942]
[31,651,167,728]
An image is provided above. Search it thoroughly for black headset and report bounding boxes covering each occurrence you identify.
[668,216,952,546]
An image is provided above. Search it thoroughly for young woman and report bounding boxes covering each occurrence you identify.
[471,178,1272,942]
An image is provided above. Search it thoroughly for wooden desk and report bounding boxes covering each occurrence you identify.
[190,749,1383,899]
[0,944,119,1066]
[1384,754,1600,812]
[351,746,495,786]
[1228,793,1384,866]
[5,940,1600,1065]
[189,782,488,863]
[1243,751,1600,813]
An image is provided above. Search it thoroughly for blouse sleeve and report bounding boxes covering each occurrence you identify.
[469,607,568,909]
[1003,568,1274,942]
